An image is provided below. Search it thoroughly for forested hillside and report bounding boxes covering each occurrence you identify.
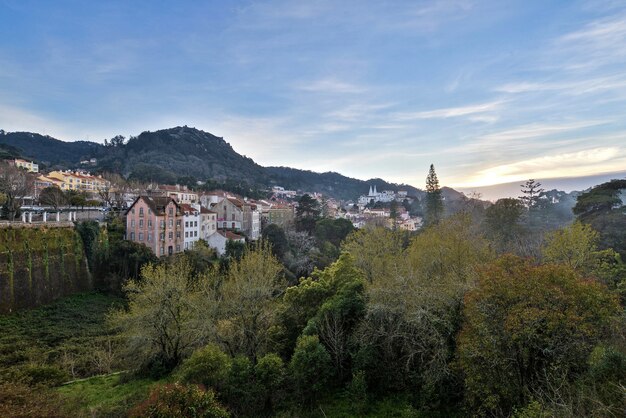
[0,126,425,200]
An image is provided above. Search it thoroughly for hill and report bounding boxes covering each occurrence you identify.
[0,126,426,200]
[0,130,101,167]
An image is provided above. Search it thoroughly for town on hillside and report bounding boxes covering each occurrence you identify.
[1,157,424,257]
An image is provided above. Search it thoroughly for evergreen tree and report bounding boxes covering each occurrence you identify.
[425,164,443,225]
[519,179,544,209]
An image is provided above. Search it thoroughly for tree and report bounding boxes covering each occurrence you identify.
[484,198,524,247]
[216,242,284,361]
[425,164,443,225]
[295,194,321,234]
[129,383,229,418]
[458,256,620,416]
[109,259,206,373]
[0,161,33,220]
[289,335,332,405]
[389,200,398,230]
[519,179,545,209]
[262,224,289,259]
[38,186,67,211]
[542,221,599,270]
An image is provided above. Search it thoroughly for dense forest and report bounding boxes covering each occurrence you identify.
[0,178,624,417]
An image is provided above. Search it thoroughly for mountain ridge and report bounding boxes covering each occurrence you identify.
[0,126,425,200]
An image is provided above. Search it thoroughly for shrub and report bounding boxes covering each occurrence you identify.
[129,383,229,418]
[177,344,231,390]
[19,364,69,387]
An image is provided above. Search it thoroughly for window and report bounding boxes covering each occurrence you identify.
[176,231,181,238]
[131,208,135,214]
[194,221,198,227]
[169,219,173,228]
[131,220,135,228]
[185,231,189,238]
[169,231,173,240]
[139,219,144,228]
[176,245,181,252]
[176,219,181,226]
[194,231,198,237]
[139,207,144,217]
[231,214,235,221]
[160,246,165,255]
[212,224,215,230]
[224,205,227,211]
[138,232,144,241]
[160,220,165,228]
[232,222,235,229]
[147,233,152,242]
[160,232,165,240]
[169,208,173,216]
[148,220,152,227]
[130,232,135,240]
[185,221,189,227]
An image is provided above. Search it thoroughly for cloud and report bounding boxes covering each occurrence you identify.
[294,78,366,94]
[453,146,626,187]
[495,76,626,95]
[392,100,503,120]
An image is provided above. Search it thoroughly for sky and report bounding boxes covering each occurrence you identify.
[1,0,626,190]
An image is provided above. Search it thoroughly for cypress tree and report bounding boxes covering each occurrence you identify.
[425,164,443,225]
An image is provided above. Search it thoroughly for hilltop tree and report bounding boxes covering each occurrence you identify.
[425,164,443,225]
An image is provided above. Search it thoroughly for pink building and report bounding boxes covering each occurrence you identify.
[125,196,184,256]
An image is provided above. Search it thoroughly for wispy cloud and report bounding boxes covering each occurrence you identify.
[294,78,367,94]
[392,100,503,120]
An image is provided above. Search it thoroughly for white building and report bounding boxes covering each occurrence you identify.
[206,230,246,256]
[181,204,200,250]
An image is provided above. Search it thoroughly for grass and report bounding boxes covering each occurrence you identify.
[58,373,161,417]
[0,292,124,382]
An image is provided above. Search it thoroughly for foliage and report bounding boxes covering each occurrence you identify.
[355,215,490,400]
[0,382,67,418]
[484,198,524,247]
[519,179,545,209]
[176,344,231,390]
[458,256,621,416]
[129,383,229,418]
[314,218,354,248]
[0,161,33,220]
[0,292,123,384]
[542,221,599,270]
[216,241,284,360]
[262,223,289,258]
[58,372,160,417]
[289,335,332,405]
[110,259,207,374]
[295,193,321,234]
[38,186,67,209]
[341,226,406,283]
[425,164,444,225]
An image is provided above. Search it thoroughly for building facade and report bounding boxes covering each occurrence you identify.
[125,196,184,256]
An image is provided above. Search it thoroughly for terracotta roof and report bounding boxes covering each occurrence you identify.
[227,197,244,208]
[200,207,215,214]
[179,203,198,214]
[218,230,245,241]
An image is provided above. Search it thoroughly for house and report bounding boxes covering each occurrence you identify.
[47,170,110,196]
[14,159,39,173]
[148,184,198,204]
[212,197,245,231]
[125,196,184,256]
[198,206,218,240]
[206,230,246,256]
[180,204,200,250]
